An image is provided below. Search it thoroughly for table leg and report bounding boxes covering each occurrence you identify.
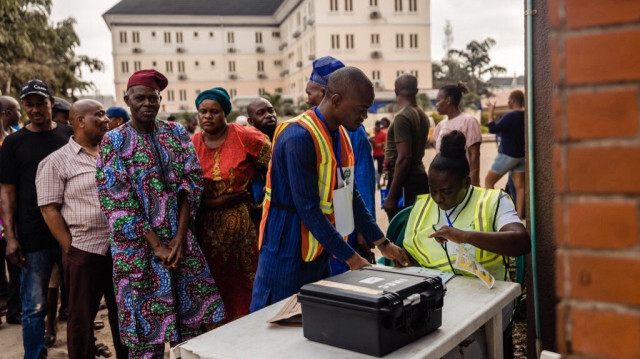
[485,311,503,359]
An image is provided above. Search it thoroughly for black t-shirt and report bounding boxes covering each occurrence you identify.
[488,110,525,158]
[0,124,73,253]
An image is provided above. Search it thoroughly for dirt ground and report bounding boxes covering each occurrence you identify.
[0,140,524,358]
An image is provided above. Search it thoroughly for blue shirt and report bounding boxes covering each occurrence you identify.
[488,110,525,158]
[250,122,384,311]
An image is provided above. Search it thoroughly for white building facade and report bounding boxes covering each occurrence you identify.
[104,0,431,114]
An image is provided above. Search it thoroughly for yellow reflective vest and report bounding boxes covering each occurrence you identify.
[403,187,511,280]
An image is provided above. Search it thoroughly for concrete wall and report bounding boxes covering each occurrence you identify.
[549,0,640,357]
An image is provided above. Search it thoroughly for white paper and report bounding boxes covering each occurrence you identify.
[333,166,355,236]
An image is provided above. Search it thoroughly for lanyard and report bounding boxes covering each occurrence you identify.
[314,108,346,180]
[444,204,458,228]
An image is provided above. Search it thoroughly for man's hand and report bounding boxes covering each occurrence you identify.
[355,232,375,264]
[485,100,496,113]
[428,226,469,245]
[204,191,251,209]
[153,243,172,267]
[345,253,372,270]
[166,233,186,268]
[380,243,411,267]
[5,238,25,267]
[383,195,398,214]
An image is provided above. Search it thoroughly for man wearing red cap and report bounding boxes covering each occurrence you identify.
[96,69,225,357]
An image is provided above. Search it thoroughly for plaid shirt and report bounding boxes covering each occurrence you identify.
[36,137,110,255]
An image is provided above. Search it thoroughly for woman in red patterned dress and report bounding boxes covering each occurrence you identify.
[191,88,271,323]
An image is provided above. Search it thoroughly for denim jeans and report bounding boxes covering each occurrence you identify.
[21,247,62,359]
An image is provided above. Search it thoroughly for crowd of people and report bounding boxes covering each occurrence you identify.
[0,54,529,359]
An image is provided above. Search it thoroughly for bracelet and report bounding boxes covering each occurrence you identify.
[376,238,391,252]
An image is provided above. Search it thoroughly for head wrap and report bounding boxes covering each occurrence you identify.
[195,87,231,116]
[106,106,130,122]
[309,56,345,87]
[127,69,168,91]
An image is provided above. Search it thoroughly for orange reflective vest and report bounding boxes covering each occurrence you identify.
[258,109,355,262]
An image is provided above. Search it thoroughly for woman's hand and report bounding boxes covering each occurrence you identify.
[428,226,469,245]
[203,190,251,209]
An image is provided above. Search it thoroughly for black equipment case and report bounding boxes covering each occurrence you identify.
[298,267,445,357]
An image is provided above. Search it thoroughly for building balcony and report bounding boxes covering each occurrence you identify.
[308,54,316,60]
[280,69,289,77]
[178,73,187,81]
[292,30,301,38]
[256,45,265,53]
[373,80,384,89]
[371,50,382,59]
[228,47,237,53]
[176,47,186,53]
[370,10,381,19]
[296,61,303,68]
[229,72,238,80]
[132,47,143,54]
[258,72,267,79]
[278,42,288,50]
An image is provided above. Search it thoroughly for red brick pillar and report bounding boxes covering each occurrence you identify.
[550,0,640,357]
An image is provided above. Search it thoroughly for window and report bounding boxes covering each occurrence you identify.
[256,32,263,44]
[259,88,266,95]
[133,61,141,71]
[275,87,283,93]
[164,31,171,43]
[274,60,282,66]
[194,31,198,37]
[165,61,173,73]
[176,32,183,43]
[331,34,340,49]
[152,61,157,67]
[177,61,185,73]
[370,0,378,5]
[195,61,200,67]
[209,31,214,37]
[330,0,338,11]
[229,61,236,72]
[345,0,353,11]
[395,0,403,11]
[119,31,127,43]
[396,33,404,48]
[372,70,380,80]
[257,60,264,72]
[409,33,418,48]
[152,31,156,37]
[345,34,354,49]
[121,61,129,73]
[179,89,187,101]
[132,31,140,43]
[229,89,237,98]
[371,33,379,44]
[167,90,175,102]
[396,70,405,77]
[410,70,418,77]
[227,32,235,44]
[409,0,417,12]
[210,60,216,66]
[195,89,200,94]
[272,31,280,38]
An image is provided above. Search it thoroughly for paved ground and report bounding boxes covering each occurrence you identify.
[0,140,505,358]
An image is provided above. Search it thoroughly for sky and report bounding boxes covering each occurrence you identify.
[50,0,525,98]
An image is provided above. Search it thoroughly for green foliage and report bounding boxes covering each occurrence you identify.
[480,125,490,134]
[226,110,241,123]
[480,112,490,126]
[430,112,446,125]
[0,0,103,98]
[261,91,295,116]
[416,93,432,110]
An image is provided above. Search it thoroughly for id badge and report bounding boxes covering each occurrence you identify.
[334,166,355,236]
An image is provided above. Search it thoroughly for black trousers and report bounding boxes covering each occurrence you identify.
[385,172,429,221]
[0,238,22,319]
[63,246,128,359]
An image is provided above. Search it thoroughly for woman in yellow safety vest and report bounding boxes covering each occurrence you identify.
[403,130,530,281]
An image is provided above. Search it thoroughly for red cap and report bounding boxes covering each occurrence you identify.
[126,69,168,91]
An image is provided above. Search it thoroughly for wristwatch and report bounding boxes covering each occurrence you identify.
[376,238,391,252]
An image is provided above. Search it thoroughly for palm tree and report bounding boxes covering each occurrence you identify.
[261,91,294,116]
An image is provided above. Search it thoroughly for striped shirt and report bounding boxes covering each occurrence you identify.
[36,137,110,255]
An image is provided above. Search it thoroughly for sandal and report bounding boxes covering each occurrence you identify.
[94,320,105,330]
[96,343,112,358]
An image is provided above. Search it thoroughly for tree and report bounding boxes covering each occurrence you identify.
[0,0,103,98]
[447,38,506,96]
[261,92,295,116]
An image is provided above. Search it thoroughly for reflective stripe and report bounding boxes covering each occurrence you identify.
[299,115,333,215]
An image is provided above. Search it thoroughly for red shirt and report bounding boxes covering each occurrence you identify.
[372,130,386,157]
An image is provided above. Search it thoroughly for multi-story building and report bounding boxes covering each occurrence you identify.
[103,0,431,114]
